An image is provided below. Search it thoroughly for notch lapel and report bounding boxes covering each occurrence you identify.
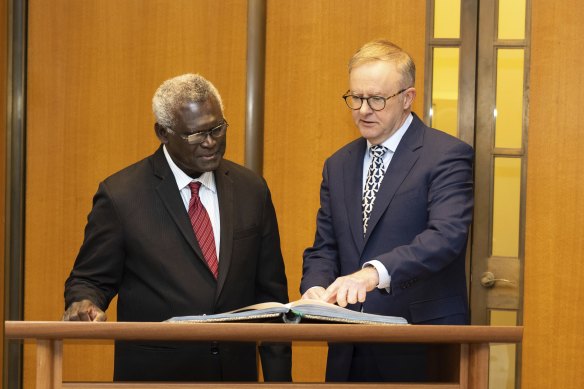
[151,147,208,272]
[344,139,367,254]
[213,163,233,299]
[363,117,424,244]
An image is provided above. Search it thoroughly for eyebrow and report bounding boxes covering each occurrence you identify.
[185,121,223,135]
[349,91,386,96]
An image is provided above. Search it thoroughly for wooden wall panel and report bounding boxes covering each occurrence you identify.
[264,0,426,381]
[21,0,584,386]
[523,0,584,387]
[25,0,427,385]
[25,0,247,385]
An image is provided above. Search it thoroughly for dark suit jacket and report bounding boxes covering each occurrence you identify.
[301,114,474,381]
[65,146,291,382]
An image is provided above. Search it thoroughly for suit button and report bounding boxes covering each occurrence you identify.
[210,346,219,355]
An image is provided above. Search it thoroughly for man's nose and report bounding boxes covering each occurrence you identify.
[200,133,217,147]
[359,99,374,114]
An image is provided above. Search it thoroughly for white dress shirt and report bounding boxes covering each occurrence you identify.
[362,113,413,290]
[163,145,221,257]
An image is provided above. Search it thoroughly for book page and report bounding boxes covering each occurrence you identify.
[226,301,286,314]
[288,299,408,325]
[287,299,340,309]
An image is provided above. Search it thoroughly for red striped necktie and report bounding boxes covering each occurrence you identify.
[188,182,219,279]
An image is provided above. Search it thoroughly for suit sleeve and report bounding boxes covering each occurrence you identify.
[378,140,474,295]
[300,161,341,294]
[255,183,292,381]
[64,182,124,311]
[253,185,289,304]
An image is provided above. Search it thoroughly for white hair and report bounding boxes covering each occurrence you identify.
[152,73,224,129]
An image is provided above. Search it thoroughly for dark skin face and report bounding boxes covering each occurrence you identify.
[155,97,226,178]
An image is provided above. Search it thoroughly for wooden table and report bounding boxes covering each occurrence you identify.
[4,321,523,389]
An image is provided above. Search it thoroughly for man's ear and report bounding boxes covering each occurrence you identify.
[154,123,168,144]
[403,87,416,110]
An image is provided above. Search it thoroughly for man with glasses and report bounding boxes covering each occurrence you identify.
[63,73,291,382]
[301,40,474,382]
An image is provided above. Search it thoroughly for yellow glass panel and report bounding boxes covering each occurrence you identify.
[434,0,461,38]
[495,49,524,149]
[490,309,517,326]
[492,158,521,257]
[489,310,517,389]
[431,47,459,137]
[498,0,526,39]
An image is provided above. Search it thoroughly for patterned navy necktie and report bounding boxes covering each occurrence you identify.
[362,145,388,235]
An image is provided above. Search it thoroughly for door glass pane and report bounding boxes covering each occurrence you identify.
[498,0,526,39]
[495,49,524,149]
[492,157,521,257]
[434,0,461,38]
[489,310,517,389]
[431,47,459,137]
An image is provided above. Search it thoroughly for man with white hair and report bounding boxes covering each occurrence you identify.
[63,73,291,382]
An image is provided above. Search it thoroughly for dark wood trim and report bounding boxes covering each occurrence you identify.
[244,0,267,175]
[3,0,27,388]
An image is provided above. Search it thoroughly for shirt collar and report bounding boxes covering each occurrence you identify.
[162,145,217,193]
[367,113,413,153]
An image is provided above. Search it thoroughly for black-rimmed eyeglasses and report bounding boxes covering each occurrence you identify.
[342,89,408,111]
[166,120,228,145]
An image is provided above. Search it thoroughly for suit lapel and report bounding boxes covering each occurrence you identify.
[151,147,207,269]
[363,115,424,244]
[214,163,233,298]
[344,139,367,253]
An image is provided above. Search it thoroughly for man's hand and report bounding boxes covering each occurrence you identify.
[321,267,379,307]
[62,299,107,322]
[301,286,326,300]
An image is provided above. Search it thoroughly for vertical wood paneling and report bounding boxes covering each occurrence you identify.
[264,0,426,381]
[21,0,584,386]
[25,0,428,385]
[25,0,247,385]
[523,0,584,387]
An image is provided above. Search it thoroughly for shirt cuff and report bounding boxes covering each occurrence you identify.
[363,260,391,290]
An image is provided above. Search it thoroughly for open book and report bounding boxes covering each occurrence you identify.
[167,299,407,325]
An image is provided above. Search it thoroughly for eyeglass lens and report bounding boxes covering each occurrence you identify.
[345,96,387,111]
[187,122,228,144]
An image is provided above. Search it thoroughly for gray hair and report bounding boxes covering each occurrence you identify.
[152,73,224,129]
[348,40,416,89]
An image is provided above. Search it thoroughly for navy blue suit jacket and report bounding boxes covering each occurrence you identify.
[301,114,473,380]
